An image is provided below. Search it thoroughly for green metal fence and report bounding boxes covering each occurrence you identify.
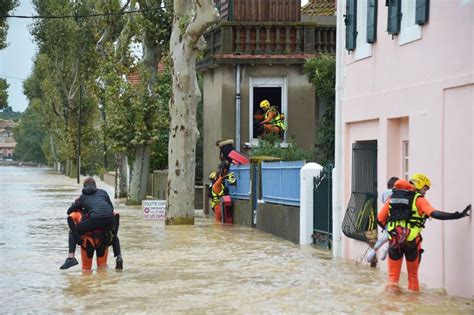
[313,165,333,249]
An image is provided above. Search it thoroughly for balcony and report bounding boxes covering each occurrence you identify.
[197,21,336,70]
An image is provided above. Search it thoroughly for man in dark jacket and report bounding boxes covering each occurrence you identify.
[60,177,123,270]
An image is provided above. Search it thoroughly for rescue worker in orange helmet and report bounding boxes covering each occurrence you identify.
[377,173,471,292]
[256,100,285,137]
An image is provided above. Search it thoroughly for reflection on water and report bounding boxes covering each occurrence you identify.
[1,166,473,313]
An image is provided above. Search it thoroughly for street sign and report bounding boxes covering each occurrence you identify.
[142,200,166,220]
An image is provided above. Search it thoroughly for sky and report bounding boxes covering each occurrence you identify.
[0,0,36,113]
[0,0,310,113]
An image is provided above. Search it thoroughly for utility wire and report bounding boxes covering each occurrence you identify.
[1,6,172,20]
[0,74,26,81]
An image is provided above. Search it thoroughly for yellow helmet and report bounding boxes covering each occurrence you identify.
[260,99,270,110]
[410,173,431,190]
[226,172,236,185]
[209,171,217,180]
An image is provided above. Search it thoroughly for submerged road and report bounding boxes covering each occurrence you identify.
[1,166,472,313]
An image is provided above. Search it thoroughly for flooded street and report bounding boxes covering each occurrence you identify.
[1,166,473,313]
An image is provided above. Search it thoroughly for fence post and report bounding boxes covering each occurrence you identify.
[300,162,323,245]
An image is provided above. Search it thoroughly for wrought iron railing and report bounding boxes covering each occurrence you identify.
[313,165,333,248]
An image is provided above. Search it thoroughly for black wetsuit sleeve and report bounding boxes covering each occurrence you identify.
[431,210,464,220]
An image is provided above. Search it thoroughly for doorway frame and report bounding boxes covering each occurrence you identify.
[249,76,288,142]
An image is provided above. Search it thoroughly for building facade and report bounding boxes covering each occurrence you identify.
[199,0,336,212]
[0,119,17,160]
[338,0,473,297]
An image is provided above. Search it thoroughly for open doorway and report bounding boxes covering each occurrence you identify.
[249,76,287,142]
[252,87,282,138]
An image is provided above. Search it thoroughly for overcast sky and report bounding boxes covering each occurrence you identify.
[0,0,311,113]
[0,0,36,113]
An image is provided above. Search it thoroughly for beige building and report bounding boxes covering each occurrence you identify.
[199,0,336,211]
[0,119,17,160]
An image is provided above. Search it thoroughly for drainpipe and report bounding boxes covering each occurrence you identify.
[236,64,241,150]
[332,0,344,258]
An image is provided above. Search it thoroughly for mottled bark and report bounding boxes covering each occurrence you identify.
[128,144,151,203]
[116,153,129,199]
[166,0,218,225]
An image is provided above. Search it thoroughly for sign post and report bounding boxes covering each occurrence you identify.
[142,200,166,220]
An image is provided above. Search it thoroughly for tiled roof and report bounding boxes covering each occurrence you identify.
[0,142,16,148]
[0,119,17,129]
[301,0,336,16]
[127,61,167,86]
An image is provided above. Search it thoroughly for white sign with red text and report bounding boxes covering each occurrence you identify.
[142,200,166,220]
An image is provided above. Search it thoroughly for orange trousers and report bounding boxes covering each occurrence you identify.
[387,241,422,291]
[213,202,233,224]
[69,212,109,270]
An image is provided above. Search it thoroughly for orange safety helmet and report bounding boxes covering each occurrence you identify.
[409,173,431,190]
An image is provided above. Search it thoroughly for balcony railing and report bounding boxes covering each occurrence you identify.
[197,21,336,69]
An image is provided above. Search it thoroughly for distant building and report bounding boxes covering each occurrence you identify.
[0,119,17,160]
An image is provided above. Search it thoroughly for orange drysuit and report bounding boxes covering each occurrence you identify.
[69,212,109,270]
[377,179,435,291]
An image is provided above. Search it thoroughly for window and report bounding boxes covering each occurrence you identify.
[402,140,409,180]
[248,77,287,142]
[345,0,376,59]
[354,0,372,60]
[399,0,422,44]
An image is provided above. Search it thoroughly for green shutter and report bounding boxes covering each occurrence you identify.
[387,0,401,35]
[228,0,234,21]
[416,0,429,25]
[367,0,378,43]
[345,0,357,51]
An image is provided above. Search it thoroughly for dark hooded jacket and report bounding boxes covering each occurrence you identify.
[67,185,114,219]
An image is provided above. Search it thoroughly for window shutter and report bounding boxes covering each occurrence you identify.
[367,0,378,43]
[416,0,429,25]
[345,0,357,51]
[228,0,234,21]
[387,0,401,35]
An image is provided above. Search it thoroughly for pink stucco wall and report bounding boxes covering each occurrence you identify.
[340,1,473,297]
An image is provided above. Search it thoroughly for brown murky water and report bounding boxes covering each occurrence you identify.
[1,166,473,313]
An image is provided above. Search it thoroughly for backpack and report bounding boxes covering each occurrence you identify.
[388,189,416,221]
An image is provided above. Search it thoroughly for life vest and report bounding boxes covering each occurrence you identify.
[387,190,426,241]
[264,106,285,130]
[210,183,225,209]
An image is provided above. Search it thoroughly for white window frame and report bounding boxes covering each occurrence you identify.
[354,0,372,61]
[402,140,409,180]
[249,76,288,142]
[399,0,422,45]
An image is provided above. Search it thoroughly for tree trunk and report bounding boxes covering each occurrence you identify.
[166,0,218,225]
[126,15,161,204]
[128,144,151,203]
[115,153,129,199]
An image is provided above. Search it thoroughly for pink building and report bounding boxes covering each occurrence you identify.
[336,0,473,297]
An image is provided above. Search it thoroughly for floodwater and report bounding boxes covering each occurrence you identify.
[0,166,472,314]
